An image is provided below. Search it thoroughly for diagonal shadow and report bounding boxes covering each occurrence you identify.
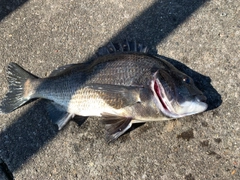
[0,0,29,21]
[0,0,220,175]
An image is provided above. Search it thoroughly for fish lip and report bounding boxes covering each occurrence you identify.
[177,99,208,117]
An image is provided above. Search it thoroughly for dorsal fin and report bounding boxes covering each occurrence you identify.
[97,39,149,56]
[49,63,88,77]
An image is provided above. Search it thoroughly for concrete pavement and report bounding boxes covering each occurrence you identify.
[0,0,239,179]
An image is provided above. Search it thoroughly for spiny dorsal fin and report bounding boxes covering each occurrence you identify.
[97,39,149,56]
[101,113,132,143]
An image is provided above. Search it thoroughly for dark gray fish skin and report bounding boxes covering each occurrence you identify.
[0,41,207,142]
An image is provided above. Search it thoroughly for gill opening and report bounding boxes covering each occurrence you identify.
[154,80,168,111]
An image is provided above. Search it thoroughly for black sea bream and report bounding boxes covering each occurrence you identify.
[0,41,207,142]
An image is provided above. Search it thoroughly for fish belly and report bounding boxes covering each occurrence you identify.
[62,88,122,117]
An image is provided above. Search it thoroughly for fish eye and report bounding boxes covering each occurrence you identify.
[183,77,191,84]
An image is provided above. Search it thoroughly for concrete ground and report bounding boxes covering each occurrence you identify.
[0,0,239,179]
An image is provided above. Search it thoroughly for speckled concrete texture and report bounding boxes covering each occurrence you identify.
[0,0,239,179]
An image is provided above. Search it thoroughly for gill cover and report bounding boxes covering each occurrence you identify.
[151,67,207,118]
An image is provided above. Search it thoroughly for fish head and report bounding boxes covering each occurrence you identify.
[151,67,208,118]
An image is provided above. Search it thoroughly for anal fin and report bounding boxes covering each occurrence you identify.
[101,113,132,143]
[46,101,74,130]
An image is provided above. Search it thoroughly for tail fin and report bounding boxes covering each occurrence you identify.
[0,62,38,113]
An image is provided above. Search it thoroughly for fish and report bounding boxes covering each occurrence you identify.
[0,40,208,142]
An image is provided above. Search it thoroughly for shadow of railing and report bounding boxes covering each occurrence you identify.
[0,0,219,175]
[0,0,29,21]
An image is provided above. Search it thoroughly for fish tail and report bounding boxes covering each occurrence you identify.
[0,62,39,113]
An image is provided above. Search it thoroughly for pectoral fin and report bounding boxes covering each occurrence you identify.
[87,84,142,109]
[101,113,132,142]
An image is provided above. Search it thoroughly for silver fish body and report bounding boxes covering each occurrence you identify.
[0,41,207,141]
